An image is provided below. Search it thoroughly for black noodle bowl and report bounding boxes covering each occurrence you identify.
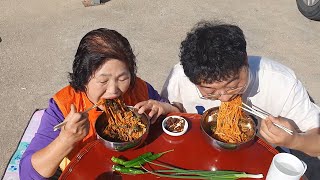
[200,107,257,150]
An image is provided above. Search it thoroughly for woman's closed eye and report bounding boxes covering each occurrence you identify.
[118,76,130,82]
[94,74,111,84]
[96,77,109,84]
[99,79,109,84]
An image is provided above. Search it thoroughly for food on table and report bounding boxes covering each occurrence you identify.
[111,150,263,179]
[101,98,147,142]
[111,149,173,168]
[113,165,145,174]
[164,117,185,133]
[213,95,254,143]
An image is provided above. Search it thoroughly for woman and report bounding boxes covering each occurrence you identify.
[20,28,180,179]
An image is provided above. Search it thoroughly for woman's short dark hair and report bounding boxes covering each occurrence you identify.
[69,28,137,92]
[180,21,247,85]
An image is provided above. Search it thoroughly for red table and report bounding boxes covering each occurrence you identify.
[59,113,279,180]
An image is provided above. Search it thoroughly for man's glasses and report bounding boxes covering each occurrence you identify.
[195,84,247,100]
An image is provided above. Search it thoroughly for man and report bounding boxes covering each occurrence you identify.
[161,21,320,156]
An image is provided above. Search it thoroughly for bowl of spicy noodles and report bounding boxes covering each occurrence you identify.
[200,96,257,150]
[95,98,150,151]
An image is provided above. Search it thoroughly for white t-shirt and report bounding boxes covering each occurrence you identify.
[161,56,320,132]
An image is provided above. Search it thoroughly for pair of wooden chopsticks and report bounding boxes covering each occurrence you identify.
[53,99,106,131]
[240,103,293,135]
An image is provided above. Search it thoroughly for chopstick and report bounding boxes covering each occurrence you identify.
[241,103,267,119]
[240,103,293,135]
[53,99,105,131]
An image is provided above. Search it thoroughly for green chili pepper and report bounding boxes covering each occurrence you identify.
[126,149,174,167]
[112,165,145,174]
[111,156,127,166]
[111,156,141,168]
[122,152,153,167]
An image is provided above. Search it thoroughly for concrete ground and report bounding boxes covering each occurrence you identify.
[1,0,319,179]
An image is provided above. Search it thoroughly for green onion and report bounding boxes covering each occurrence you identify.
[111,150,263,179]
[143,160,263,179]
[155,169,241,177]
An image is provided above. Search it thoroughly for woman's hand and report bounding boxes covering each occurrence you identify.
[58,104,90,146]
[31,104,90,178]
[134,100,167,124]
[259,116,297,148]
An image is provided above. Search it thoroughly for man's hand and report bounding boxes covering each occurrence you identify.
[259,116,297,148]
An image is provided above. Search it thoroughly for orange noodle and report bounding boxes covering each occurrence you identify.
[102,98,146,142]
[214,95,248,143]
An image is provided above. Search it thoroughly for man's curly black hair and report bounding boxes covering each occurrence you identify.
[180,21,248,85]
[69,28,137,92]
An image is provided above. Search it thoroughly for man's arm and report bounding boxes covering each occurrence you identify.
[260,116,320,157]
[292,128,320,157]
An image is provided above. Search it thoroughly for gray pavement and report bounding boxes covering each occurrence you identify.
[1,0,320,178]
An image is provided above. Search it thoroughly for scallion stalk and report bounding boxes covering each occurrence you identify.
[145,160,263,179]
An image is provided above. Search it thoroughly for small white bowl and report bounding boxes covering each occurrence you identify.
[162,115,188,136]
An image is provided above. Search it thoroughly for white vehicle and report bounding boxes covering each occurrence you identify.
[296,0,320,20]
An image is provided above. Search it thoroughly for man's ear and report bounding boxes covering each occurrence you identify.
[244,55,249,65]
